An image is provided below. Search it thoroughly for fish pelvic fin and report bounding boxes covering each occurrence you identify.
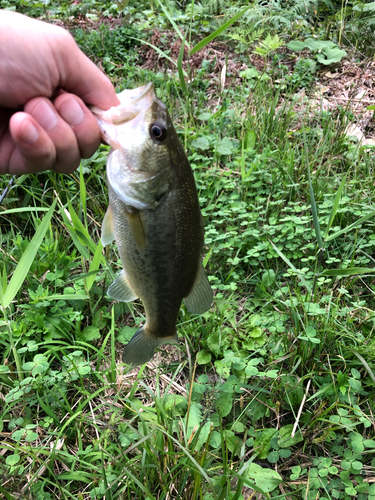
[122,327,179,366]
[101,206,115,246]
[184,263,213,314]
[107,270,138,302]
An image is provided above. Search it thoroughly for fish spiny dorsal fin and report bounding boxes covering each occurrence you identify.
[107,270,138,302]
[184,264,213,314]
[101,206,115,246]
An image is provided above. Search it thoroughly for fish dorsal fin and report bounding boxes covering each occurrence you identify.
[101,206,115,246]
[107,270,138,302]
[184,264,213,314]
[125,206,147,252]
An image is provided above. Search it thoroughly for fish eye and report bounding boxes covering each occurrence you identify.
[150,123,168,143]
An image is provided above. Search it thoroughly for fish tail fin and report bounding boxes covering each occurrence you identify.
[122,327,178,367]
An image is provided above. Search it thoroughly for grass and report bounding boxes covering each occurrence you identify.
[1,0,375,499]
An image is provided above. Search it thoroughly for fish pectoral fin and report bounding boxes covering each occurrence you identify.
[125,207,147,252]
[101,206,115,246]
[107,270,138,302]
[122,327,178,366]
[184,264,213,315]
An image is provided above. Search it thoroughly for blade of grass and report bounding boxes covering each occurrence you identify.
[350,348,375,385]
[70,270,103,283]
[155,0,190,49]
[2,199,57,308]
[190,5,250,55]
[203,245,214,267]
[188,0,195,49]
[240,130,256,180]
[67,199,97,254]
[110,306,116,384]
[86,240,103,292]
[177,33,187,94]
[0,207,49,215]
[101,455,113,500]
[0,267,5,301]
[128,37,188,76]
[56,472,92,483]
[116,466,156,499]
[59,205,90,260]
[319,267,375,277]
[154,424,217,497]
[0,484,15,500]
[304,129,324,249]
[325,209,375,242]
[39,293,88,301]
[269,240,312,292]
[324,172,348,239]
[240,135,246,180]
[79,163,87,228]
[0,200,56,381]
[59,201,113,278]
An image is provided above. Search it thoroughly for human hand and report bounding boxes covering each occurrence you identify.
[0,10,120,175]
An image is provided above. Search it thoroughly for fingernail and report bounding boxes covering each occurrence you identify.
[20,120,39,144]
[33,100,58,131]
[59,98,85,126]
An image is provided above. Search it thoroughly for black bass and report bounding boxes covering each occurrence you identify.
[92,83,212,366]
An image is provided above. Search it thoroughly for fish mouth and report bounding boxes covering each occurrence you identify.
[110,83,156,124]
[118,82,154,106]
[91,83,157,125]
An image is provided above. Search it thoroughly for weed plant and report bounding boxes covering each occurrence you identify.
[1,1,375,499]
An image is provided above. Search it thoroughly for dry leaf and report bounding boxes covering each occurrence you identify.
[345,122,364,142]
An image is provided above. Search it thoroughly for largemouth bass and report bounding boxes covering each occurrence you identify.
[92,83,212,366]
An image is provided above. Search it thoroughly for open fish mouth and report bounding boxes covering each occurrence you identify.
[91,83,156,125]
[90,83,161,151]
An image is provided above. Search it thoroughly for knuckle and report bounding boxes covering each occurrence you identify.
[80,136,100,158]
[54,157,80,174]
[31,146,55,168]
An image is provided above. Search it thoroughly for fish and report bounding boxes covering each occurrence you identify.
[91,83,212,366]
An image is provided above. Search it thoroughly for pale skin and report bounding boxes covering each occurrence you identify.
[0,10,120,175]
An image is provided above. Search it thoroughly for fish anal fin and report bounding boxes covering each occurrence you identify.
[184,264,213,314]
[107,270,138,302]
[122,327,178,366]
[101,206,115,246]
[125,206,147,252]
